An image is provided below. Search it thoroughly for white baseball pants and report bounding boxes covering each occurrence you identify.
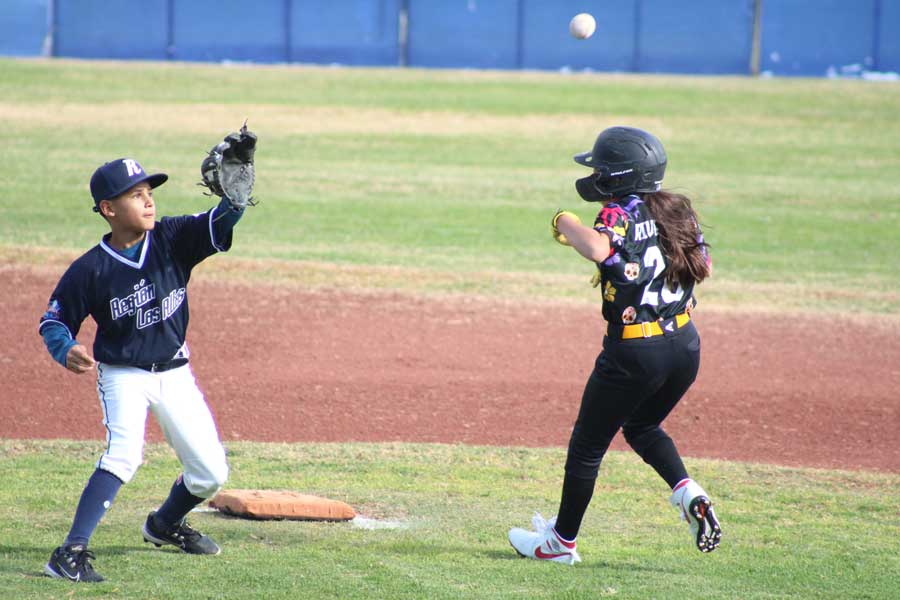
[95,363,228,498]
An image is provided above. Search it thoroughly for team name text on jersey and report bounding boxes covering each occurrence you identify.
[110,279,186,330]
[634,220,658,242]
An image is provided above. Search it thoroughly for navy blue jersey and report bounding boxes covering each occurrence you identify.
[593,195,705,325]
[39,209,232,366]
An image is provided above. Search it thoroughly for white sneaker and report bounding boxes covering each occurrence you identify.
[670,478,722,553]
[508,513,581,565]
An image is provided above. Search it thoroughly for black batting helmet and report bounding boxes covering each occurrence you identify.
[573,126,667,202]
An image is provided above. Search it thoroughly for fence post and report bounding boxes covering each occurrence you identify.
[515,0,524,70]
[44,0,57,56]
[632,0,642,72]
[166,0,175,60]
[872,0,882,71]
[284,0,292,63]
[750,0,762,75]
[398,0,409,67]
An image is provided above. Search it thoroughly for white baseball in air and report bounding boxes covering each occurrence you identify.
[569,13,596,40]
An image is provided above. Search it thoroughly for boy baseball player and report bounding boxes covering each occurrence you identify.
[39,127,257,582]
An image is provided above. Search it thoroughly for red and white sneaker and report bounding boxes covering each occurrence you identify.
[508,513,581,565]
[670,478,722,553]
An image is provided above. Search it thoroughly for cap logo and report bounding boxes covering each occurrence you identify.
[123,159,143,177]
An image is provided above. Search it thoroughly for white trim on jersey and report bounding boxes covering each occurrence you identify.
[209,206,227,252]
[37,318,73,338]
[100,233,151,269]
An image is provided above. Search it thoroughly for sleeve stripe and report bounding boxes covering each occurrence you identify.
[209,206,227,252]
[38,319,73,339]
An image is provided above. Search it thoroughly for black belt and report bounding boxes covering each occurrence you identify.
[135,358,189,373]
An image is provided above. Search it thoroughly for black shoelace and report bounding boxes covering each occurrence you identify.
[68,547,97,572]
[172,520,202,541]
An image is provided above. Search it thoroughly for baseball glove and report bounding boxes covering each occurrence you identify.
[200,121,257,209]
[551,209,581,246]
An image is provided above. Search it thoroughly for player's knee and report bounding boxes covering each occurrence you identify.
[209,461,229,491]
[184,460,229,499]
[564,457,601,480]
[623,427,668,456]
[565,435,611,479]
[97,452,142,484]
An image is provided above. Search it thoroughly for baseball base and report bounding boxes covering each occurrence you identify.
[210,489,356,521]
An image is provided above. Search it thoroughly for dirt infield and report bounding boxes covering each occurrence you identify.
[3,267,898,473]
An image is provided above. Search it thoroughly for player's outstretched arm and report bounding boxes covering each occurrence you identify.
[65,344,96,374]
[555,213,611,263]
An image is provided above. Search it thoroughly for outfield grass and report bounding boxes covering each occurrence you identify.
[1,58,899,314]
[1,440,897,599]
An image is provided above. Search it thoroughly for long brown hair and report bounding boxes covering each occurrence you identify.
[641,190,711,288]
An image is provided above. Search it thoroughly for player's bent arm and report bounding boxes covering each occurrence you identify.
[40,321,77,368]
[556,215,611,263]
[40,321,95,373]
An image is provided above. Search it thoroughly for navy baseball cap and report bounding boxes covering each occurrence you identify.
[90,158,168,212]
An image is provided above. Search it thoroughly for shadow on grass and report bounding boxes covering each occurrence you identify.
[482,548,683,575]
[1,543,180,582]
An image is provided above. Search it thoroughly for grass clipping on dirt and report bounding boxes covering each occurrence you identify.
[3,439,898,599]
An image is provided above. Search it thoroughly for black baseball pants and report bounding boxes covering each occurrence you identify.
[554,320,702,540]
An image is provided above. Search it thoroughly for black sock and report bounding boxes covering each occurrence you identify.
[639,437,689,489]
[553,473,596,541]
[155,475,204,526]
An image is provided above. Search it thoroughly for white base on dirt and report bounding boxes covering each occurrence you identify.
[351,515,408,530]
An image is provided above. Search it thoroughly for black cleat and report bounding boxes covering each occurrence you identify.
[142,511,221,555]
[688,496,722,553]
[44,544,105,583]
[671,478,723,553]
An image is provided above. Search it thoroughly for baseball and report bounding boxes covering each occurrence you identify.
[569,13,596,40]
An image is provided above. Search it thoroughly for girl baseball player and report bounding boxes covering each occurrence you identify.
[39,131,254,583]
[509,126,721,564]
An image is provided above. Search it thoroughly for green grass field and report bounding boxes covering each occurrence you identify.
[2,59,900,598]
[2,440,898,600]
[1,58,899,314]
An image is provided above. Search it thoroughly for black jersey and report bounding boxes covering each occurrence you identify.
[593,195,704,325]
[39,210,232,366]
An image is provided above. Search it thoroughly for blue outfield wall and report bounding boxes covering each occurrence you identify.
[288,0,400,66]
[54,0,169,60]
[1,0,899,76]
[49,0,399,65]
[174,0,399,64]
[636,0,755,74]
[760,0,900,74]
[407,0,755,74]
[172,1,287,63]
[521,2,638,72]
[0,0,49,56]
[407,0,520,70]
[761,0,875,75]
[881,0,900,71]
